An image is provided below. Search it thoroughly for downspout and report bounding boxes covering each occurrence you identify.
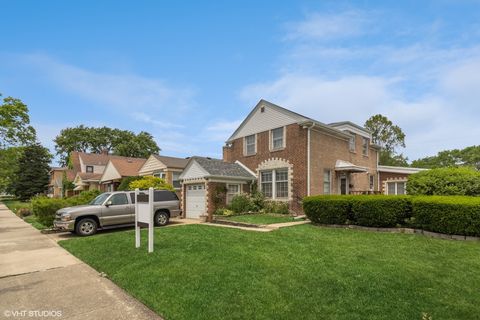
[306,122,315,196]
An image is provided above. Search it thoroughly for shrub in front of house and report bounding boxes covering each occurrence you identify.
[117,176,142,191]
[263,200,290,214]
[412,196,480,236]
[350,196,411,227]
[302,195,353,224]
[128,176,175,191]
[214,208,234,216]
[407,167,480,196]
[16,207,32,218]
[228,194,254,214]
[31,190,102,227]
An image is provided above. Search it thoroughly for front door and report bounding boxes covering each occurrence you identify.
[340,176,348,195]
[101,193,133,226]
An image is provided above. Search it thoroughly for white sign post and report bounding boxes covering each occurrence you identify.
[135,187,154,253]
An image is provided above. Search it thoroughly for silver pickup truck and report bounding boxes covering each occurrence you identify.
[53,190,181,236]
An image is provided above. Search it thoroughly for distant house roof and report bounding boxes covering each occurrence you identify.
[77,172,103,182]
[109,157,147,177]
[152,154,189,168]
[180,157,256,181]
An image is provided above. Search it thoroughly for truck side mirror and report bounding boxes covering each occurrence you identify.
[105,200,112,207]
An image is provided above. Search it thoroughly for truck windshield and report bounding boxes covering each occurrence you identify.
[89,193,111,205]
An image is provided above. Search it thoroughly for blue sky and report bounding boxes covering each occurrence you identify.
[1,0,480,165]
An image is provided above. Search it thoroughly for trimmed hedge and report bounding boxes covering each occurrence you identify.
[412,196,480,236]
[302,195,354,224]
[303,195,480,236]
[351,196,411,227]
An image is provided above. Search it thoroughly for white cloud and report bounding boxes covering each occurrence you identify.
[132,112,184,129]
[285,10,370,41]
[204,120,242,142]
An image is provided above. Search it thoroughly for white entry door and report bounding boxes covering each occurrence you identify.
[185,184,206,219]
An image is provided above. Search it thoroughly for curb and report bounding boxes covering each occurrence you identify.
[314,224,480,241]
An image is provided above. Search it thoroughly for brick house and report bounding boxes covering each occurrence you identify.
[99,157,147,192]
[180,99,381,220]
[377,165,426,195]
[223,99,381,213]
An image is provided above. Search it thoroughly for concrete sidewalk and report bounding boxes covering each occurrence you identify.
[0,203,161,319]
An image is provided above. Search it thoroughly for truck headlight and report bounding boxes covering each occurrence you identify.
[61,213,72,221]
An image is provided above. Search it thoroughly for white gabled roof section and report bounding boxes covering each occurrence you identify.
[227,99,309,142]
[377,165,427,174]
[138,154,165,175]
[179,159,209,180]
[100,161,121,182]
[329,122,372,139]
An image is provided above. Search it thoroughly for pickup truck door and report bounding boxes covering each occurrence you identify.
[101,193,133,226]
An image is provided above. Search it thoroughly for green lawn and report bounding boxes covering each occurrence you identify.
[59,225,480,320]
[23,215,48,230]
[220,213,296,224]
[2,199,31,214]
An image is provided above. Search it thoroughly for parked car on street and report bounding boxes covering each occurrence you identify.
[53,190,181,236]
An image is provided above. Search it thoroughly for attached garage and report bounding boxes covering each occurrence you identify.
[179,157,256,221]
[185,184,206,219]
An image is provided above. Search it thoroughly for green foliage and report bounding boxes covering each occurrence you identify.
[249,190,266,212]
[364,114,406,165]
[128,176,174,191]
[0,147,24,193]
[0,93,36,147]
[54,126,160,166]
[117,176,142,191]
[11,143,52,200]
[62,172,75,197]
[303,195,353,224]
[16,207,32,218]
[212,185,227,210]
[412,145,480,170]
[263,200,289,214]
[350,196,411,227]
[214,208,234,216]
[31,190,101,227]
[228,194,254,214]
[303,195,480,236]
[412,196,480,236]
[406,167,480,196]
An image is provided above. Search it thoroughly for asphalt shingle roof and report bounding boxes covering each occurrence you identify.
[153,154,189,168]
[192,157,255,178]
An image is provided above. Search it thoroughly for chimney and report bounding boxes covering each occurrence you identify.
[101,149,109,155]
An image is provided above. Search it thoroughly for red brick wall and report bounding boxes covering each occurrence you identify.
[206,182,227,221]
[379,172,410,194]
[223,123,308,213]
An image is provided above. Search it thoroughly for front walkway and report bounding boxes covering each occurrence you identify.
[0,203,161,319]
[204,219,310,232]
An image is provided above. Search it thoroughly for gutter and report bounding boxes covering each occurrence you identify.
[302,122,315,196]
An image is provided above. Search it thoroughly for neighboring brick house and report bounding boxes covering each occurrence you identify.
[138,155,189,191]
[179,157,255,220]
[47,167,75,198]
[222,99,381,213]
[99,157,147,192]
[377,165,426,195]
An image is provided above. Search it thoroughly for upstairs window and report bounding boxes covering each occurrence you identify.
[86,165,94,173]
[362,137,369,156]
[348,133,356,152]
[271,127,284,150]
[244,134,256,156]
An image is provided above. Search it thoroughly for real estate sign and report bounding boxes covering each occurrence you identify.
[135,187,154,253]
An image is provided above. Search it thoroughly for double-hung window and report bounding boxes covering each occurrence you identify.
[172,172,181,189]
[261,168,288,199]
[362,137,369,156]
[226,184,240,204]
[349,133,356,152]
[154,171,166,179]
[323,169,331,194]
[244,134,256,156]
[271,127,284,150]
[387,181,406,195]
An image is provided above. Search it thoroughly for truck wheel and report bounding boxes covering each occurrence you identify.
[154,211,169,226]
[75,218,98,236]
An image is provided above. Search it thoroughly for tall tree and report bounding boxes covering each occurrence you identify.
[0,147,24,194]
[54,126,160,165]
[0,93,36,147]
[11,143,52,200]
[364,114,407,166]
[412,146,480,169]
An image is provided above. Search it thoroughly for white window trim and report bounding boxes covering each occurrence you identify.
[323,169,331,195]
[385,180,407,195]
[269,126,286,151]
[153,171,166,179]
[243,134,257,156]
[349,132,356,152]
[260,168,289,200]
[226,184,241,204]
[362,137,369,157]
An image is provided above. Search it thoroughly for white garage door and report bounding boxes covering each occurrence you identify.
[185,184,206,219]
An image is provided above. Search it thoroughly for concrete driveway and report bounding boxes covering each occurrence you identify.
[0,203,161,319]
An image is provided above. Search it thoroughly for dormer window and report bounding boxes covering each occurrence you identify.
[86,165,94,173]
[244,134,256,156]
[271,127,285,150]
